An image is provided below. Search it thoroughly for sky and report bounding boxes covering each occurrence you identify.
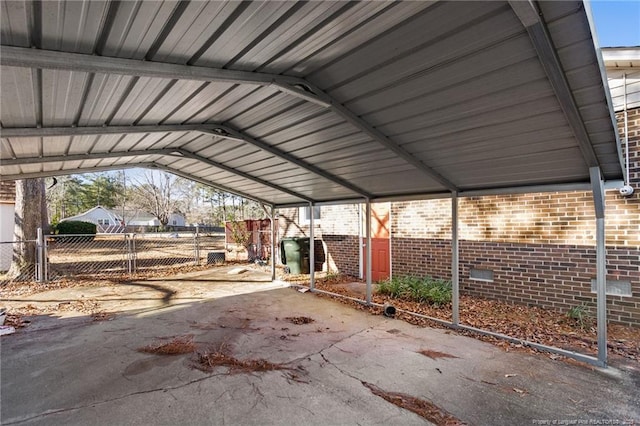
[591,1,640,47]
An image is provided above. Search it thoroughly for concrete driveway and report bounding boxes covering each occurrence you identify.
[1,266,638,425]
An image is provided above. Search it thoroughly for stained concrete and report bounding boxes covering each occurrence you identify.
[1,266,638,425]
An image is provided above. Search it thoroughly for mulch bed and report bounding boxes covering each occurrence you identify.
[297,274,640,364]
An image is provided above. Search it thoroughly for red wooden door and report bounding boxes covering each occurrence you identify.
[363,203,390,281]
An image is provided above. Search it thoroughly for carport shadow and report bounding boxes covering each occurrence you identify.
[118,280,177,304]
[153,278,270,284]
[1,280,178,306]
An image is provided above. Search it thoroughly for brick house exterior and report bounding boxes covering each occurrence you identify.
[277,108,640,328]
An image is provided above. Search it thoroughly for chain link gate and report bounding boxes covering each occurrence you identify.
[1,229,225,283]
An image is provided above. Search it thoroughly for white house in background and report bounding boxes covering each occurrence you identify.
[119,210,161,227]
[60,206,124,233]
[115,211,185,227]
[59,206,186,232]
[167,213,186,227]
[0,181,16,271]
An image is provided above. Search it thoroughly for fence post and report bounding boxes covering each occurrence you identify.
[126,234,133,275]
[194,225,200,266]
[43,233,49,282]
[132,234,137,273]
[36,227,44,283]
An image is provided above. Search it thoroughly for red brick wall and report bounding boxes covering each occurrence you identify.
[323,234,360,277]
[279,109,640,327]
[277,204,360,273]
[392,238,639,326]
[389,108,640,327]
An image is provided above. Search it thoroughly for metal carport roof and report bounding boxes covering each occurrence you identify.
[0,0,624,207]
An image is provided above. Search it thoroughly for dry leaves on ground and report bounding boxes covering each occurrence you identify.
[0,264,229,298]
[309,277,640,364]
[418,349,458,360]
[363,381,466,425]
[193,350,290,374]
[138,335,196,355]
[284,316,315,325]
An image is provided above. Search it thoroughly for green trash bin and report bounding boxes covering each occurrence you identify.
[280,237,310,274]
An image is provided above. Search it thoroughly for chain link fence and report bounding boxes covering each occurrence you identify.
[0,240,38,281]
[0,230,227,283]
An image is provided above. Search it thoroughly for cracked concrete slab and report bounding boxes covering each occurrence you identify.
[1,266,638,425]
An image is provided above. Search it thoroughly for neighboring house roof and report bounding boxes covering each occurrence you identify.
[60,206,122,224]
[108,210,156,224]
[63,207,186,226]
[0,181,15,204]
[602,47,640,112]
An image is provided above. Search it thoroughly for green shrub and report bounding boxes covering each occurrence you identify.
[55,221,97,242]
[567,303,592,329]
[376,275,452,306]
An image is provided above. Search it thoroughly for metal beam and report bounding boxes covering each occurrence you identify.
[365,199,372,304]
[270,205,277,281]
[509,1,600,168]
[1,144,311,203]
[0,163,148,181]
[309,202,316,290]
[584,4,625,176]
[1,123,372,198]
[589,167,605,220]
[1,46,302,87]
[0,46,336,107]
[1,149,176,166]
[301,81,458,192]
[175,149,313,203]
[209,125,372,198]
[0,124,208,138]
[152,163,271,206]
[590,166,607,367]
[451,191,459,326]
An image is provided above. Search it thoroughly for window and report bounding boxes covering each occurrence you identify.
[590,279,632,297]
[97,219,110,225]
[469,268,494,282]
[299,206,321,224]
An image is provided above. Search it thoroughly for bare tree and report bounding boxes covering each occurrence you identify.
[8,178,47,279]
[128,171,193,226]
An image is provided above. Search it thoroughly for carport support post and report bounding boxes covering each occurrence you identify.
[309,202,315,290]
[36,227,44,283]
[365,199,372,304]
[194,225,200,265]
[590,167,607,366]
[452,192,459,326]
[270,205,276,281]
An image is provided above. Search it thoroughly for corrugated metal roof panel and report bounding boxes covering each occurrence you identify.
[1,66,38,127]
[0,0,624,205]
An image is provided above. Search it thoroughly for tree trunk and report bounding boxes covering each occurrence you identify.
[8,179,47,280]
